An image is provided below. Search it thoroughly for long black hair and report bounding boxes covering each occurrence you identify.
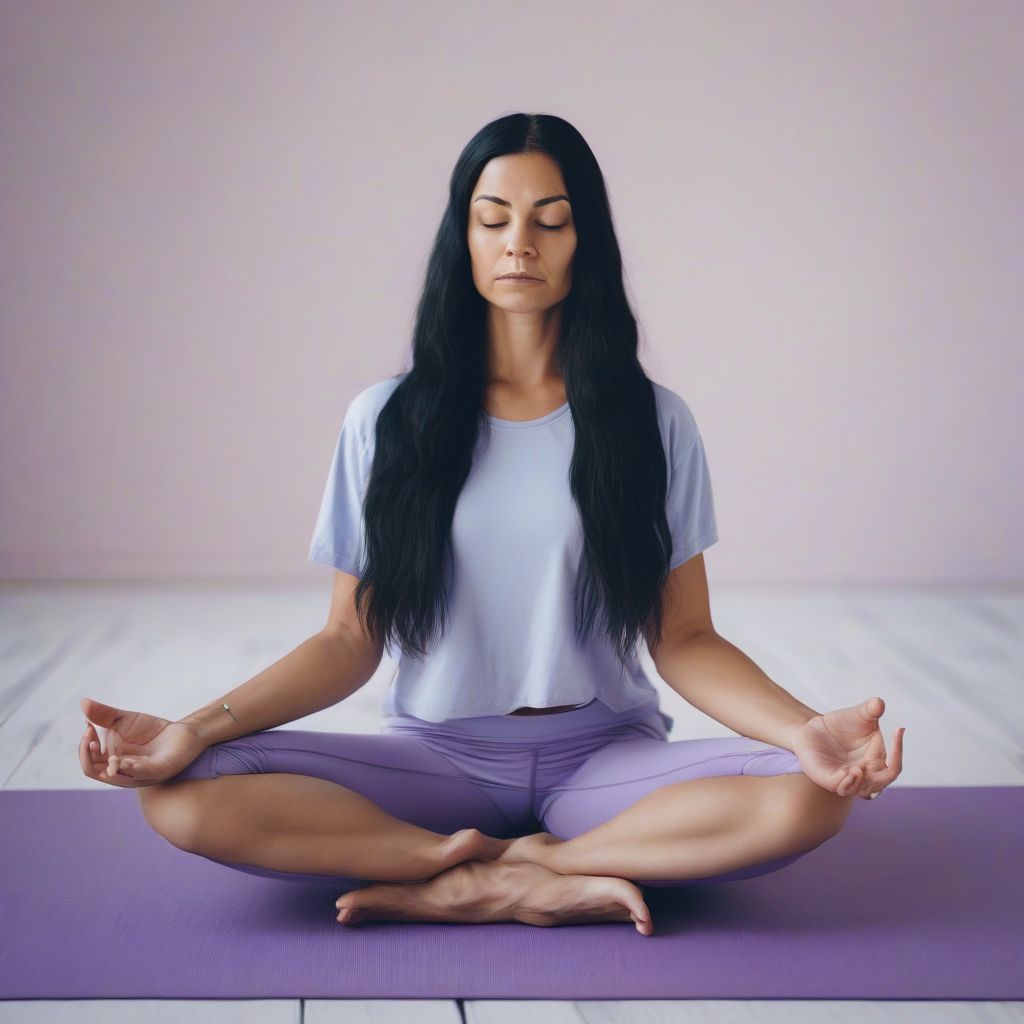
[354,112,675,666]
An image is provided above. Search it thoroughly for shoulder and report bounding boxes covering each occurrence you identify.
[343,372,408,445]
[649,379,701,454]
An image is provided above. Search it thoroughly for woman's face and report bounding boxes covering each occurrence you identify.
[467,152,576,312]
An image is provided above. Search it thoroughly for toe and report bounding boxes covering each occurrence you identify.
[607,879,651,929]
[633,914,653,935]
[337,887,380,915]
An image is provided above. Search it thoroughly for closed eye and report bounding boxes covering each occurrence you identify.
[482,223,566,231]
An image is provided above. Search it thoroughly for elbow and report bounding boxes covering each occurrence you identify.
[650,626,719,676]
[320,623,384,677]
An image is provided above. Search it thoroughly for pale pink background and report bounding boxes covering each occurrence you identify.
[1,1,1020,584]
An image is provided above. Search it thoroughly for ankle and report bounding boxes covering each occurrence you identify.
[432,828,482,870]
[514,831,569,873]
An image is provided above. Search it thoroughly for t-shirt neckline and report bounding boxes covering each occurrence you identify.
[486,401,570,430]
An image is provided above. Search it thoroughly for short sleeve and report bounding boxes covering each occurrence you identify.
[653,384,719,570]
[308,406,373,577]
[666,429,719,569]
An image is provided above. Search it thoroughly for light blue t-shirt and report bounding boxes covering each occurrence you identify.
[308,373,718,724]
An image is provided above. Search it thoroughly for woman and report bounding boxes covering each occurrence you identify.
[78,113,904,936]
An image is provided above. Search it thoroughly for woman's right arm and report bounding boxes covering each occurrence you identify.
[180,571,384,747]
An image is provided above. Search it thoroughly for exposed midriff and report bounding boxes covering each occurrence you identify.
[505,702,589,716]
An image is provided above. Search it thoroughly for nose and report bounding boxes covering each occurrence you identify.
[506,242,536,256]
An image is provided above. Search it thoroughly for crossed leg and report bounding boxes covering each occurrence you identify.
[337,736,855,933]
[530,733,854,886]
[337,767,852,934]
[136,727,852,935]
[136,727,523,885]
[512,769,854,885]
[136,728,657,931]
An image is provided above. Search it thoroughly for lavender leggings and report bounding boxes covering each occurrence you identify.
[166,696,810,891]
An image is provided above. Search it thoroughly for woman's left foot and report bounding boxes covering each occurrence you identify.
[335,858,653,934]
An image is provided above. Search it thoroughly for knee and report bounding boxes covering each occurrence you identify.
[775,773,854,843]
[136,781,208,851]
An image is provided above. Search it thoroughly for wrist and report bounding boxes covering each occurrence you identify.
[178,701,237,748]
[176,715,212,749]
[784,711,821,750]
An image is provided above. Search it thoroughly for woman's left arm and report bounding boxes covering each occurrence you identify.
[650,554,904,796]
[652,630,820,752]
[653,631,906,797]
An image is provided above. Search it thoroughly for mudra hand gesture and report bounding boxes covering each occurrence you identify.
[78,696,206,788]
[791,696,905,799]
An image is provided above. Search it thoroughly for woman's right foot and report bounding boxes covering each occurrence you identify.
[514,867,654,935]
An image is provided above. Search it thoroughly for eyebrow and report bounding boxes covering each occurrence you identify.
[473,194,570,209]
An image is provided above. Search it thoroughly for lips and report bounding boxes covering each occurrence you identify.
[497,274,543,281]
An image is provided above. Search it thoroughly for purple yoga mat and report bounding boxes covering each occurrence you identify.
[0,787,1020,1000]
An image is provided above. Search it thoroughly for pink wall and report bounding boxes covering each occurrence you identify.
[1,1,1020,584]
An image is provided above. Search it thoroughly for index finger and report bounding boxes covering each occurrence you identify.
[78,722,135,789]
[875,727,905,788]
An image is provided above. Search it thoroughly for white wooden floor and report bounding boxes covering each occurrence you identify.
[1,582,1021,1022]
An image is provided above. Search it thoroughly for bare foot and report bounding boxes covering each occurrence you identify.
[335,858,653,935]
[494,831,565,869]
[440,827,513,867]
[515,869,655,935]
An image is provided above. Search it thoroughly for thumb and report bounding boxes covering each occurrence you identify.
[80,697,120,729]
[861,696,885,720]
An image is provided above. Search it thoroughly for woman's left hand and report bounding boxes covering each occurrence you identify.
[790,697,904,799]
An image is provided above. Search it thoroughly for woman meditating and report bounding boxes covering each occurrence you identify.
[77,112,904,936]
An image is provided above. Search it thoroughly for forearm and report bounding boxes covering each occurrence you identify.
[653,631,821,751]
[179,628,380,747]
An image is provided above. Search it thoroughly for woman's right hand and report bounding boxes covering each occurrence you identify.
[79,696,208,788]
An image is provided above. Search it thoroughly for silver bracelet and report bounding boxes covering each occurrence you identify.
[222,702,239,722]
